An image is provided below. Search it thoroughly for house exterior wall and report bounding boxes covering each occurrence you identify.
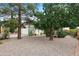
[21,25,44,36]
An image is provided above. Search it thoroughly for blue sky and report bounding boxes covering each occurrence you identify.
[0,3,43,12]
[0,3,44,21]
[37,4,43,12]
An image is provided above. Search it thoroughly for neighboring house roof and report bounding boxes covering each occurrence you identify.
[0,14,37,21]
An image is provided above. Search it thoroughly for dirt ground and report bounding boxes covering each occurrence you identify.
[0,35,78,56]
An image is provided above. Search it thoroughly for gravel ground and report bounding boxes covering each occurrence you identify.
[0,35,77,56]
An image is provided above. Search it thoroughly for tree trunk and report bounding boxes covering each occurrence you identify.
[28,23,30,36]
[17,4,21,39]
[49,28,53,40]
[11,9,13,19]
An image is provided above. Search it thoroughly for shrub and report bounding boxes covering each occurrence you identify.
[56,28,77,38]
[28,27,33,36]
[66,29,77,37]
[57,30,68,38]
[28,30,33,36]
[3,27,10,39]
[4,19,18,33]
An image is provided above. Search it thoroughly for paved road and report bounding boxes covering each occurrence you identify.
[0,35,77,56]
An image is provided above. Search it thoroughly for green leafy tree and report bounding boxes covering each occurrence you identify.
[4,19,18,33]
[68,4,79,29]
[33,3,71,40]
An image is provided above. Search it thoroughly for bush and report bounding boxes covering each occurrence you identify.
[57,29,77,38]
[28,27,33,36]
[57,30,68,38]
[4,19,18,33]
[28,30,32,36]
[3,27,10,39]
[65,29,77,37]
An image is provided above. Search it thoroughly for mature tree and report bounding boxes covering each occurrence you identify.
[33,3,71,40]
[16,4,22,39]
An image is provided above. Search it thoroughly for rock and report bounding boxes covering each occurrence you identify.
[65,35,73,39]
